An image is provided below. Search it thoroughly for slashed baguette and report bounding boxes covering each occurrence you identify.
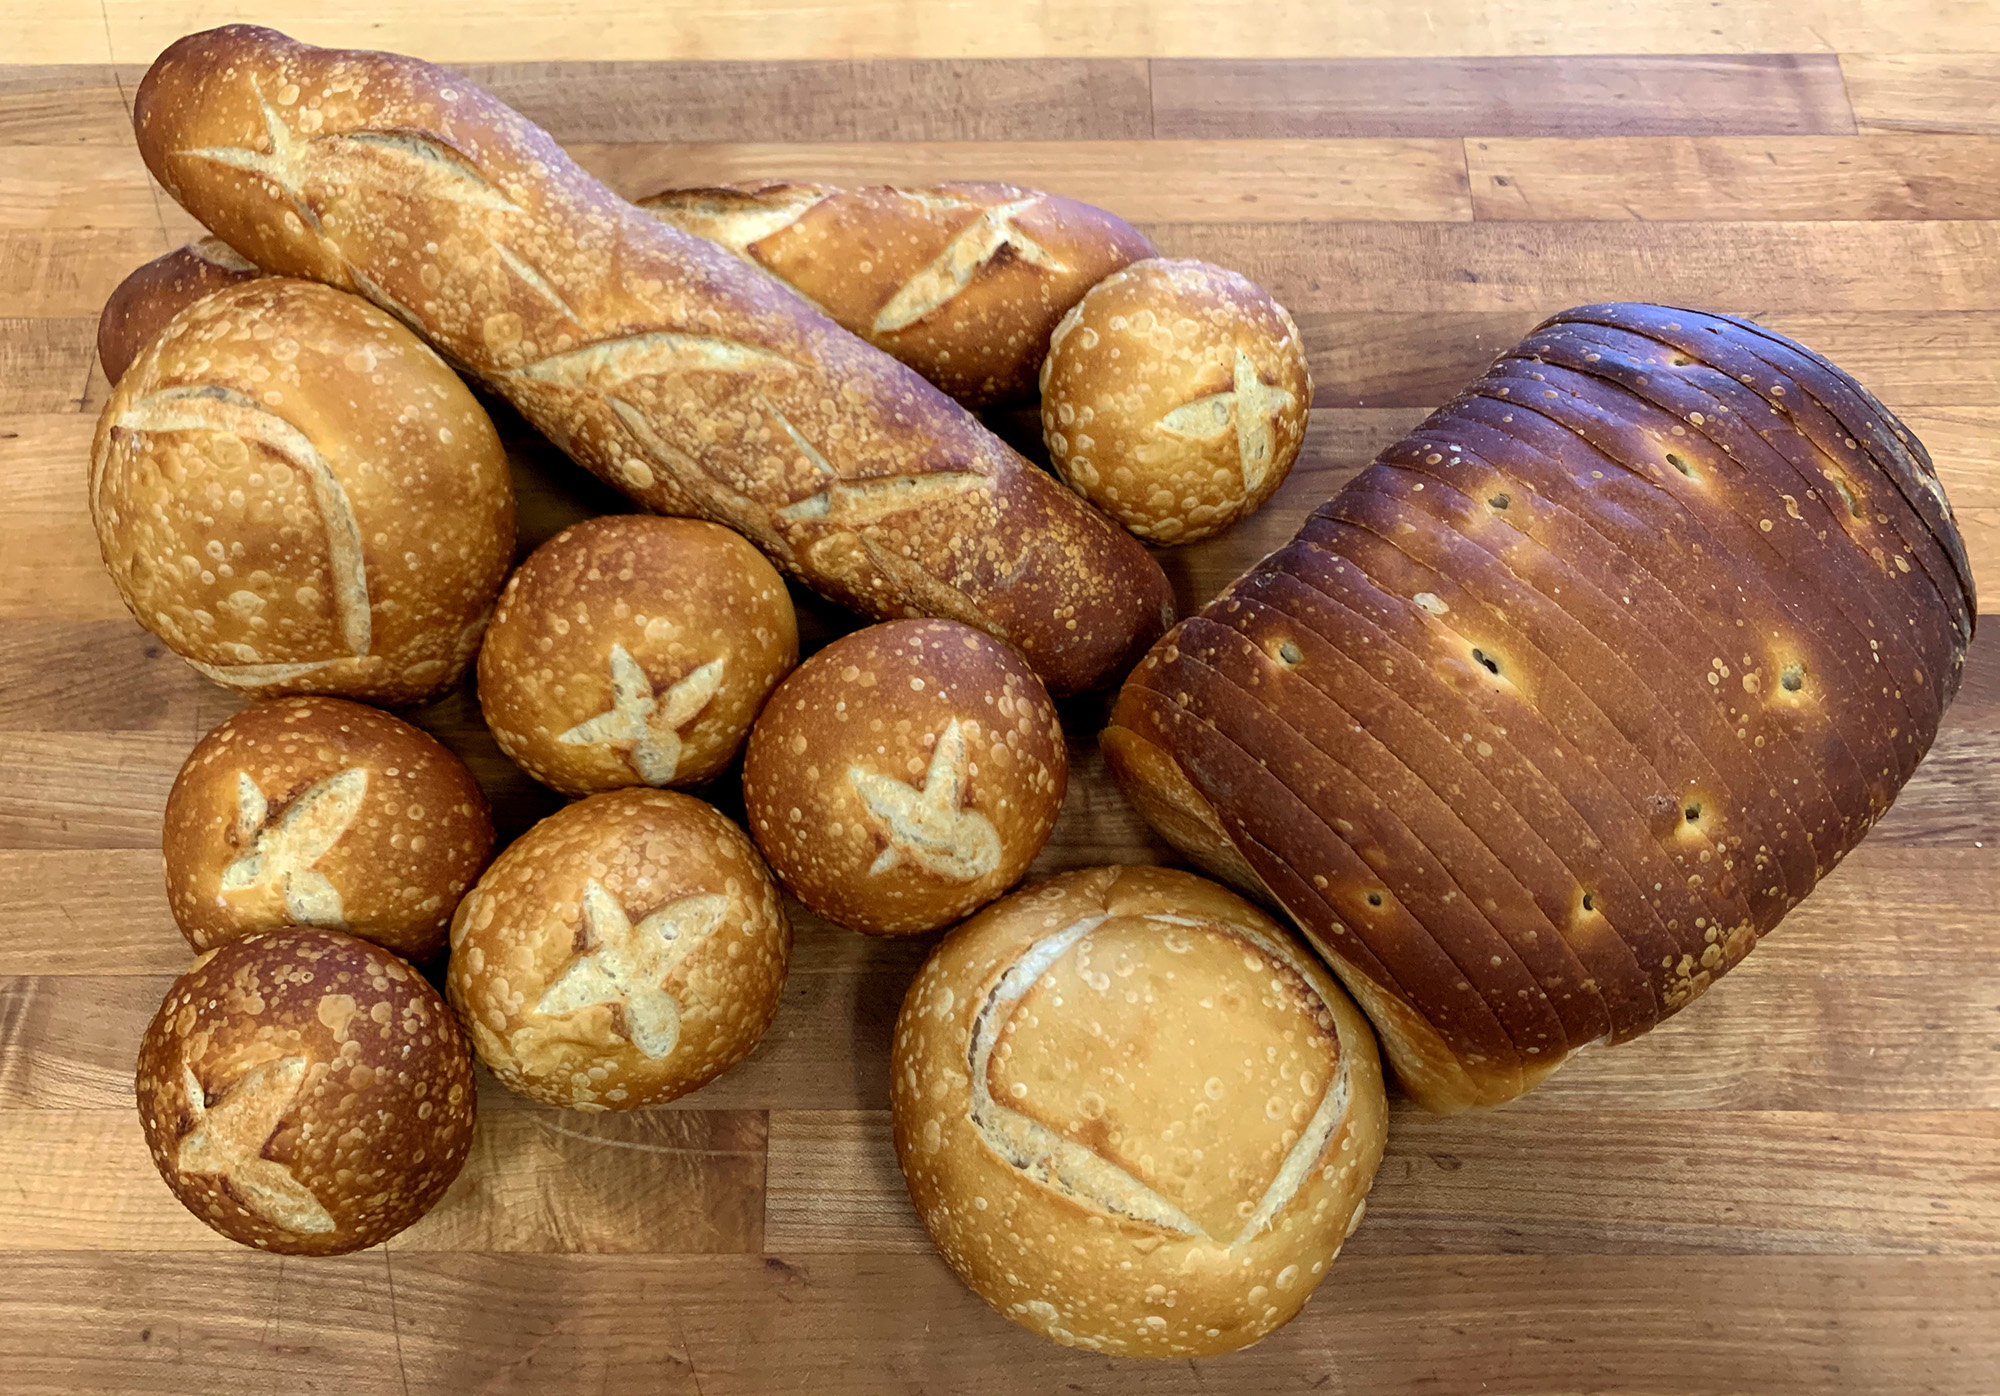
[132,27,1173,695]
[1105,303,1976,1111]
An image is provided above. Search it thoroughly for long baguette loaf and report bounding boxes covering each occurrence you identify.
[1104,303,1975,1112]
[132,27,1173,696]
[641,180,1156,407]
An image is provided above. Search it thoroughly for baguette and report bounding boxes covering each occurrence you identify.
[97,236,261,384]
[1105,303,1975,1112]
[133,27,1173,696]
[640,180,1155,407]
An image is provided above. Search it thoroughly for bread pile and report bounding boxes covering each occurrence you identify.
[84,19,1969,1354]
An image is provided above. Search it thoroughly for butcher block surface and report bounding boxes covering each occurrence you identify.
[1,2,1997,1392]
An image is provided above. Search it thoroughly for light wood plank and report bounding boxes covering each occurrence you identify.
[1153,55,1857,139]
[0,65,131,144]
[1843,54,2000,135]
[0,319,95,413]
[1,228,173,318]
[0,145,198,233]
[1468,135,2000,222]
[575,138,1475,224]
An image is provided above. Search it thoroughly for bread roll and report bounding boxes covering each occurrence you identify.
[641,180,1156,407]
[743,619,1066,935]
[447,788,790,1110]
[892,865,1386,1357]
[97,236,261,384]
[1041,258,1312,545]
[133,26,1173,697]
[477,515,798,795]
[1105,303,1976,1112]
[163,696,494,961]
[90,277,515,704]
[135,929,476,1255]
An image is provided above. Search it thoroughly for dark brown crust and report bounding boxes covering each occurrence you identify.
[1105,303,1973,1111]
[133,27,1172,695]
[96,236,261,385]
[641,179,1157,408]
[134,929,475,1255]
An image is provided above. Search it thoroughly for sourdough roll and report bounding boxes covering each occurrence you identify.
[135,929,476,1255]
[447,788,790,1110]
[478,515,798,795]
[133,27,1173,697]
[1105,302,1976,1112]
[89,277,515,704]
[164,697,494,962]
[1041,258,1311,544]
[742,620,1066,935]
[642,180,1157,407]
[892,865,1386,1357]
[97,236,261,384]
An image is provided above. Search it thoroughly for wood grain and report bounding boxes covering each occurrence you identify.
[4,35,1998,1396]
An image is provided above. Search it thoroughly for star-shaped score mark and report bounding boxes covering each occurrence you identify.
[848,718,1003,882]
[177,1056,336,1235]
[872,195,1062,334]
[1154,348,1298,493]
[218,767,368,927]
[535,881,732,1059]
[557,645,726,786]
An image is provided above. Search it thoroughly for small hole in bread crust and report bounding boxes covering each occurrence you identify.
[1471,647,1501,677]
[1683,802,1702,824]
[1365,891,1384,908]
[1666,452,1696,479]
[1488,492,1511,510]
[1779,663,1805,693]
[1581,891,1596,913]
[1276,640,1303,667]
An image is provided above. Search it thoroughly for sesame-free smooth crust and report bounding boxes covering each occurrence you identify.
[133,26,1173,695]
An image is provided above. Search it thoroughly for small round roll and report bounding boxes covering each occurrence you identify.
[163,696,494,962]
[892,865,1386,1357]
[447,788,790,1111]
[742,619,1066,936]
[97,237,262,385]
[1041,257,1312,544]
[477,515,798,796]
[90,277,515,704]
[135,929,476,1255]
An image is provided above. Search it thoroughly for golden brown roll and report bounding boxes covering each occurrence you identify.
[89,276,515,705]
[1105,302,1977,1112]
[742,619,1066,935]
[477,514,798,796]
[135,929,476,1255]
[447,788,790,1111]
[97,236,262,385]
[1041,258,1312,544]
[892,865,1386,1357]
[163,696,494,962]
[641,180,1157,407]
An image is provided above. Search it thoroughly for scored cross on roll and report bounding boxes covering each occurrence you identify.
[1105,302,1976,1112]
[131,26,1174,697]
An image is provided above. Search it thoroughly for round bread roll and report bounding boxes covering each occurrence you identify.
[477,514,798,796]
[742,619,1066,936]
[163,696,494,962]
[447,788,790,1110]
[1040,258,1312,545]
[89,276,515,705]
[892,865,1386,1357]
[97,236,262,385]
[135,929,476,1255]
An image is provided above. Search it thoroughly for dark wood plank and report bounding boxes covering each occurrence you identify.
[1842,54,2000,136]
[1144,219,2000,313]
[1468,135,2000,222]
[0,321,95,413]
[1152,55,1857,139]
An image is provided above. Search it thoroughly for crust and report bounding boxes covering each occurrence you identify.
[97,236,261,385]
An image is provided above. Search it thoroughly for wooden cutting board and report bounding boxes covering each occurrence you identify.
[2,19,1997,1396]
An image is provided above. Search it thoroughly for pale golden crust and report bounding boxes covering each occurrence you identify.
[742,619,1067,936]
[134,929,476,1255]
[446,788,791,1111]
[97,236,262,385]
[477,515,798,796]
[891,866,1386,1357]
[163,696,494,962]
[1041,258,1312,545]
[1106,302,1975,1112]
[132,27,1172,696]
[641,180,1157,407]
[89,276,515,705]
